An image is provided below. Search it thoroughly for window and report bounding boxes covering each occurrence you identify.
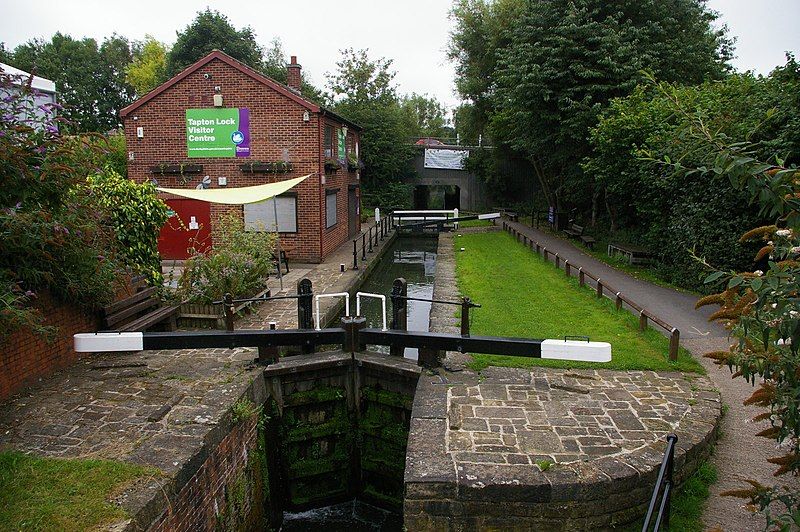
[244,195,297,233]
[324,125,334,158]
[326,190,337,228]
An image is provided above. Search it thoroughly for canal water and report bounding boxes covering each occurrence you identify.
[351,236,438,360]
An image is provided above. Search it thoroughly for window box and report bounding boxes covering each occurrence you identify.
[240,161,294,174]
[324,158,342,172]
[150,163,204,176]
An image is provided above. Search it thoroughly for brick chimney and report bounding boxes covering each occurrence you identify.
[287,56,301,94]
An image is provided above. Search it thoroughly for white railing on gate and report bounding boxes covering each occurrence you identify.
[355,292,388,331]
[315,292,350,330]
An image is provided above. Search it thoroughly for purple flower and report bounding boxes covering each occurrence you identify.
[24,290,36,298]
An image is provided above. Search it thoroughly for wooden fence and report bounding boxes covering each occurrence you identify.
[502,221,680,361]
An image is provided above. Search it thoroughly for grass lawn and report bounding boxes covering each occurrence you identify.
[456,218,495,228]
[0,451,158,531]
[454,231,703,373]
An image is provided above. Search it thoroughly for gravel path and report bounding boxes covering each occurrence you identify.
[503,220,796,531]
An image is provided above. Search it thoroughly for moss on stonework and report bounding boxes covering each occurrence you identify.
[283,387,346,407]
[361,387,413,410]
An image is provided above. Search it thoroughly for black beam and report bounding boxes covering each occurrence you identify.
[141,328,345,351]
[360,329,543,357]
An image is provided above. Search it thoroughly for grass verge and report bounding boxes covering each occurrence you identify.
[0,451,158,531]
[454,231,703,373]
[666,461,718,531]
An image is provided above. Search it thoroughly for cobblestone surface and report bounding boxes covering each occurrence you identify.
[0,229,396,526]
[404,230,722,530]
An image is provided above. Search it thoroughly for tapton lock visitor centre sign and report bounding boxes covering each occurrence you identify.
[186,108,250,158]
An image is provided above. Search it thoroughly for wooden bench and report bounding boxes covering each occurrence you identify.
[102,286,179,332]
[563,224,597,249]
[608,243,653,265]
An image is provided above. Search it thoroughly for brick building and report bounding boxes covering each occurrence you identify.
[120,50,362,263]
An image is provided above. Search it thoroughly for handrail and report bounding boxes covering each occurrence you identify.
[351,211,394,270]
[355,292,388,331]
[315,292,350,330]
[502,220,680,361]
[642,434,678,531]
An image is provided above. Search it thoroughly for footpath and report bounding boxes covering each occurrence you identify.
[504,219,795,531]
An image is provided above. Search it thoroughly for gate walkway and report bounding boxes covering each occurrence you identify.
[503,219,796,531]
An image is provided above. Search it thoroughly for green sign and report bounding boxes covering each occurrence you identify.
[186,108,250,158]
[338,128,346,159]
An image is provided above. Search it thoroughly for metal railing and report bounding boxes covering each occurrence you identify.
[502,221,680,361]
[642,434,678,531]
[352,211,394,270]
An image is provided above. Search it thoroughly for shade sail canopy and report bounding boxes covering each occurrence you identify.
[157,174,310,205]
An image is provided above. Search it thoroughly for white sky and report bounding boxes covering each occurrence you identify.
[1,0,798,117]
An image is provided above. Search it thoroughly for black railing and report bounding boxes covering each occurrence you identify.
[352,214,394,270]
[642,434,678,532]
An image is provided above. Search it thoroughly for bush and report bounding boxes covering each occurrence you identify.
[361,181,413,211]
[87,170,168,286]
[178,212,276,304]
[0,71,125,339]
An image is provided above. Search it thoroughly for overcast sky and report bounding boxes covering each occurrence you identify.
[1,0,798,116]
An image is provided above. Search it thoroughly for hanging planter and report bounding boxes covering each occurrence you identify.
[240,161,294,174]
[347,155,364,172]
[150,162,204,176]
[324,158,342,172]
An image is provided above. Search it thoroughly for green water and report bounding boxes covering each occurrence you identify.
[353,236,438,360]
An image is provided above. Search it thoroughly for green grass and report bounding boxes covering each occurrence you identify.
[457,218,494,228]
[454,231,703,373]
[666,461,718,531]
[0,451,158,531]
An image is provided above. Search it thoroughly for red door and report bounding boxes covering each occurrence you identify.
[158,199,211,260]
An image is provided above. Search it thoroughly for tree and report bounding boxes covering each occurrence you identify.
[399,93,452,140]
[260,37,326,104]
[449,0,733,210]
[126,35,168,96]
[9,33,134,132]
[328,49,414,195]
[166,9,263,76]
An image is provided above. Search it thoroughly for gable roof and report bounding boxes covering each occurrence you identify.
[119,50,320,117]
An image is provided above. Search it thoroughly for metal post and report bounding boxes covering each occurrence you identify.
[362,233,366,261]
[353,240,358,270]
[664,434,677,529]
[272,196,284,291]
[368,226,374,252]
[223,293,235,332]
[461,297,472,337]
[297,278,314,354]
[390,277,408,357]
[258,322,279,364]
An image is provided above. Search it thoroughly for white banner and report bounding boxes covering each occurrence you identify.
[424,149,469,170]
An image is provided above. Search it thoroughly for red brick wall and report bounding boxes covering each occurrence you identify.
[123,56,361,263]
[0,291,100,401]
[147,416,264,532]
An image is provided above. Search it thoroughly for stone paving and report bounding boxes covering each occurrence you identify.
[403,230,722,530]
[0,227,396,526]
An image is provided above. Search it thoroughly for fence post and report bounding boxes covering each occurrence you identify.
[223,293,235,332]
[669,328,680,361]
[579,268,585,287]
[543,248,548,261]
[536,243,541,254]
[615,292,623,310]
[639,311,648,331]
[565,261,571,277]
[390,277,407,357]
[523,235,528,246]
[596,279,603,298]
[362,233,366,261]
[296,278,314,353]
[353,240,358,270]
[555,254,560,269]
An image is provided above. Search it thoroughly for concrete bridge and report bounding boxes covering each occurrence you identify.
[406,145,488,211]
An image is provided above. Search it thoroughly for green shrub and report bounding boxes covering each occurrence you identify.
[178,212,276,304]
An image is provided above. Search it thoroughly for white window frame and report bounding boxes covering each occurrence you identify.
[326,190,338,229]
[244,195,298,233]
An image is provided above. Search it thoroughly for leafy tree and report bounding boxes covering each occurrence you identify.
[327,48,414,194]
[584,61,800,290]
[449,0,733,209]
[166,9,263,76]
[9,33,134,132]
[260,37,326,104]
[399,93,452,140]
[126,35,168,96]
